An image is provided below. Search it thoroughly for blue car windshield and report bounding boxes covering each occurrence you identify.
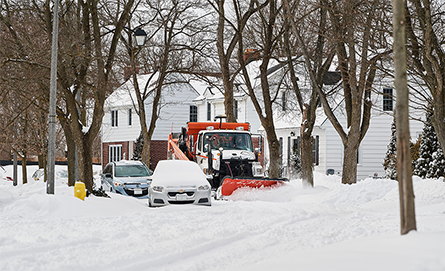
[115,165,151,177]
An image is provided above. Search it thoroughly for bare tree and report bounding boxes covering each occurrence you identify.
[0,0,54,181]
[405,0,445,152]
[283,0,336,186]
[393,0,417,235]
[208,0,268,123]
[120,0,210,168]
[236,0,285,178]
[317,0,392,184]
[50,0,135,191]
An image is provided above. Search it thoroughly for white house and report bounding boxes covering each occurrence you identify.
[102,73,200,169]
[194,57,424,180]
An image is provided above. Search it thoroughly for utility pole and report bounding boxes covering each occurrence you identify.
[47,0,60,194]
[393,0,416,234]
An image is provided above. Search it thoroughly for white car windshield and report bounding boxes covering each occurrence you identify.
[115,165,151,177]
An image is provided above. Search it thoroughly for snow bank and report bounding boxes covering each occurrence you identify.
[0,165,444,271]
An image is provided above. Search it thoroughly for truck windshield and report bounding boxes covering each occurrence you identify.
[204,132,253,152]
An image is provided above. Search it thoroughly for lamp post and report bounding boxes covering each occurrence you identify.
[128,27,147,75]
[47,0,60,194]
[133,28,147,47]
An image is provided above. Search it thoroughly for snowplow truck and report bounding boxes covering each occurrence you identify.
[167,117,287,197]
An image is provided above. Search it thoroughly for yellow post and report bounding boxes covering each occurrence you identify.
[74,181,86,201]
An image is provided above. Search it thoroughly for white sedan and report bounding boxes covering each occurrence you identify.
[148,160,212,207]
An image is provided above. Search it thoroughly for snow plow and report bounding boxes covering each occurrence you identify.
[167,116,288,197]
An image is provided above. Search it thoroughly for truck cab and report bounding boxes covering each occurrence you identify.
[194,127,263,188]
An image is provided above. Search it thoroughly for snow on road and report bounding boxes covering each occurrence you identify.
[0,165,444,271]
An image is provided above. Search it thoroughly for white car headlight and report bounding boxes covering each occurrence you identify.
[152,186,164,192]
[198,185,210,191]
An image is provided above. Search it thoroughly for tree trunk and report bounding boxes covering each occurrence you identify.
[432,93,445,152]
[216,0,235,123]
[22,152,27,184]
[66,134,77,187]
[393,0,416,235]
[265,129,280,178]
[77,137,94,191]
[38,154,48,183]
[223,79,236,123]
[342,143,358,184]
[38,154,46,170]
[300,130,314,187]
[141,130,150,168]
[59,117,76,186]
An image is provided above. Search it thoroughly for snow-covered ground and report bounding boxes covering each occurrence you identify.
[0,165,444,271]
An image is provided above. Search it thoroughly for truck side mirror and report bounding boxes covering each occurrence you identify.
[105,173,112,178]
[204,144,209,152]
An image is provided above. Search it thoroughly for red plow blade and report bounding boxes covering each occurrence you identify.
[220,176,288,196]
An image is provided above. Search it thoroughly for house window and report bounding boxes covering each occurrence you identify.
[293,137,300,155]
[109,145,122,163]
[312,135,319,165]
[190,105,198,122]
[207,102,211,121]
[111,110,118,127]
[128,108,132,126]
[279,137,283,166]
[383,88,393,111]
[234,100,238,119]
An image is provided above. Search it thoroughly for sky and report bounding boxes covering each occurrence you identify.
[0,164,444,271]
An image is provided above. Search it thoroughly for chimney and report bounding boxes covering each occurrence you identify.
[124,66,140,81]
[243,49,261,63]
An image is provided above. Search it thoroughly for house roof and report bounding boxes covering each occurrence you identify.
[105,73,201,108]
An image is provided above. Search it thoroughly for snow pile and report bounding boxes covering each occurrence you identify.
[0,166,444,271]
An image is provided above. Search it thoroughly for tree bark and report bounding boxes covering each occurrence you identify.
[393,0,416,235]
[300,129,314,186]
[342,142,359,184]
[21,151,27,184]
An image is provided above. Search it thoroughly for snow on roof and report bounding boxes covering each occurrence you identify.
[105,73,202,109]
[189,79,208,96]
[105,73,157,108]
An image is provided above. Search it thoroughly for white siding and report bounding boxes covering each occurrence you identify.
[102,106,141,143]
[321,104,423,180]
[246,99,262,133]
[102,75,199,143]
[195,100,207,122]
[145,83,198,140]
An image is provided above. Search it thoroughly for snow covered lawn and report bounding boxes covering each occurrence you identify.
[0,165,444,271]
